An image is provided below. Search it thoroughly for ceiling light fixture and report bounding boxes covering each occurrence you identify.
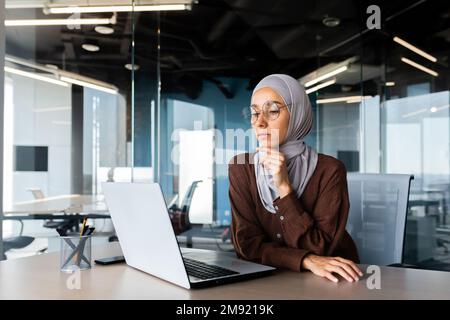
[5,17,114,27]
[125,63,140,71]
[82,43,100,52]
[401,57,439,77]
[6,54,119,94]
[305,78,336,94]
[385,81,396,87]
[60,76,118,95]
[95,26,114,35]
[4,66,69,87]
[322,16,340,27]
[45,4,190,14]
[316,95,371,104]
[304,65,348,88]
[393,36,437,63]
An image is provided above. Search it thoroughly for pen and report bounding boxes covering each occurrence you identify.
[80,217,88,237]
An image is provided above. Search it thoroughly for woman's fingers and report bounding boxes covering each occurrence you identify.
[322,271,339,283]
[334,257,364,276]
[265,154,285,163]
[260,157,282,170]
[325,265,354,282]
[261,157,281,167]
[330,260,359,281]
[261,162,280,174]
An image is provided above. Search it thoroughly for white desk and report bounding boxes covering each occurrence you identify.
[1,242,450,299]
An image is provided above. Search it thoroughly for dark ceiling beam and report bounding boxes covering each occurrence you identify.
[60,31,131,42]
[78,54,127,59]
[36,59,125,70]
[169,64,237,73]
[62,38,77,71]
[207,10,238,43]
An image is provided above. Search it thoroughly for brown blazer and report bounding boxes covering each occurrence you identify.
[228,152,359,272]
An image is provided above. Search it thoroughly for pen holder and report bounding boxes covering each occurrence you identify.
[60,235,92,272]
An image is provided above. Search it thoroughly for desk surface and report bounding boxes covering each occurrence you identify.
[3,194,108,215]
[1,242,450,299]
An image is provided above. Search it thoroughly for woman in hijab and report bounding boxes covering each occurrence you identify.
[228,74,362,283]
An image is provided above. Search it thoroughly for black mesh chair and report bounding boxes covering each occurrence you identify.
[1,221,35,260]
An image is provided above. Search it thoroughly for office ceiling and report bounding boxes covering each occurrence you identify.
[4,0,450,99]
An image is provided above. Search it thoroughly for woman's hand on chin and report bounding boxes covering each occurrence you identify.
[257,146,292,198]
[301,254,363,283]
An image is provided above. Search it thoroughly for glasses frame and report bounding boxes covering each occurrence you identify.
[248,100,289,124]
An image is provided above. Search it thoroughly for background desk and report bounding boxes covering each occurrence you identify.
[2,194,110,231]
[1,242,450,299]
[3,194,108,216]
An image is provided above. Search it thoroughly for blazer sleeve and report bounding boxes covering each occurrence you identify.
[229,161,309,272]
[272,161,350,258]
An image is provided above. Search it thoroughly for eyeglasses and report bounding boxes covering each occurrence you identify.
[243,100,288,124]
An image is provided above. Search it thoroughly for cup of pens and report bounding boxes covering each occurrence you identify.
[58,218,95,272]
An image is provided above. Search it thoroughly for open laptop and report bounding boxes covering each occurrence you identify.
[102,182,275,289]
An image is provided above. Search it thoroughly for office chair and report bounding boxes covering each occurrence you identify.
[179,180,203,225]
[346,173,414,266]
[1,220,35,260]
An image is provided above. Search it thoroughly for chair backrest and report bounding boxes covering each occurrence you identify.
[346,173,413,265]
[180,180,203,224]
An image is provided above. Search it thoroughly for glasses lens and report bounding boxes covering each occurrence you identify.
[263,101,281,121]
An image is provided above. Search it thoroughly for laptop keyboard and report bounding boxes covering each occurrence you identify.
[183,257,239,280]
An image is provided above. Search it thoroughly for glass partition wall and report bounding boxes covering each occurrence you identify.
[1,0,157,258]
[3,1,450,270]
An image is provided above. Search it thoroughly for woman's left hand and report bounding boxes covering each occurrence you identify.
[257,147,292,198]
[302,254,364,283]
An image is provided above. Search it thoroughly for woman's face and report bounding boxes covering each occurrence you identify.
[251,87,290,148]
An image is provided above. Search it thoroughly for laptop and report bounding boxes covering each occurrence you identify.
[102,182,275,289]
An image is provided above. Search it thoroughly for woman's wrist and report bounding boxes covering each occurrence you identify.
[278,183,292,198]
[301,253,314,270]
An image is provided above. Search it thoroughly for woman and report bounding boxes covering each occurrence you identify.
[228,74,362,283]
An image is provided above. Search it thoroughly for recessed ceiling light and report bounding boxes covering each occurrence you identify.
[82,43,100,52]
[322,16,340,27]
[385,81,396,87]
[95,26,114,35]
[125,63,140,71]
